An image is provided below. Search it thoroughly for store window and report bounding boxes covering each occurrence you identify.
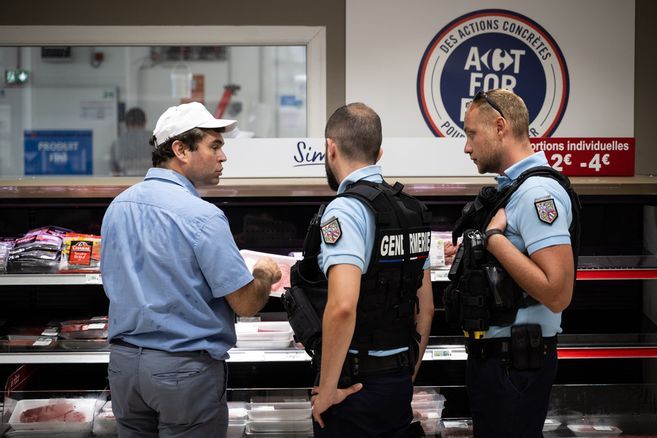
[0,26,326,178]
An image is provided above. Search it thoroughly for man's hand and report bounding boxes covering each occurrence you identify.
[310,383,363,428]
[444,240,459,265]
[252,256,282,288]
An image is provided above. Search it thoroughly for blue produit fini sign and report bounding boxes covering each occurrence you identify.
[24,130,93,175]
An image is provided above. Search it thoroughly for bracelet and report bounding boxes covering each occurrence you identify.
[484,228,505,246]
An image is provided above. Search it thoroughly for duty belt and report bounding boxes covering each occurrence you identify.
[346,350,411,377]
[465,336,558,360]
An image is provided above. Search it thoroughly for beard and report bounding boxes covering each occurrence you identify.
[325,160,340,192]
[477,137,504,174]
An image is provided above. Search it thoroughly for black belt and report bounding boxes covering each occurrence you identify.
[111,339,156,350]
[465,336,557,360]
[346,351,411,377]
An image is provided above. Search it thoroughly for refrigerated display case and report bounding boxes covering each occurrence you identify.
[0,175,656,435]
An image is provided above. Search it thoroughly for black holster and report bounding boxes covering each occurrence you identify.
[281,284,322,360]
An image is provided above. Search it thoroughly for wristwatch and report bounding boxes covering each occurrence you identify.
[484,228,505,247]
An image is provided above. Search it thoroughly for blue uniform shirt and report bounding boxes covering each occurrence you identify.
[318,165,430,355]
[487,151,573,338]
[100,168,253,360]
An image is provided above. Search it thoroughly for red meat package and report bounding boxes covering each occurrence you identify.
[59,233,101,272]
[59,317,108,339]
[20,400,85,423]
[9,398,96,432]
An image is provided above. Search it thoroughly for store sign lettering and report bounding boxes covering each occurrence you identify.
[531,137,634,176]
[293,140,325,167]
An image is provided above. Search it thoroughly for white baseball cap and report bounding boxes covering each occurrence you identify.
[152,102,237,146]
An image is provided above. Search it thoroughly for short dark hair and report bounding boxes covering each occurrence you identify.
[150,127,206,167]
[125,107,146,127]
[325,102,382,163]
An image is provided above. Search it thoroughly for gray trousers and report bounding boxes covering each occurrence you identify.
[108,344,228,438]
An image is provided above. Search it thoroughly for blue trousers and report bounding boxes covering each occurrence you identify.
[108,344,228,438]
[313,370,413,438]
[466,348,558,438]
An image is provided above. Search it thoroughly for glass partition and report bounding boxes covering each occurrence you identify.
[0,45,307,177]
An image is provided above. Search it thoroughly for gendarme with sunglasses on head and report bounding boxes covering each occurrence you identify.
[446,88,581,437]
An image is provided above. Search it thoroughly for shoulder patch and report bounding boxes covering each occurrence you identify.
[321,216,342,244]
[534,197,558,224]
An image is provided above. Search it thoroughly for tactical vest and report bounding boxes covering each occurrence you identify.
[443,166,581,335]
[284,180,432,357]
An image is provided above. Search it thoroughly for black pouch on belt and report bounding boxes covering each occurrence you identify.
[281,285,322,356]
[510,324,544,370]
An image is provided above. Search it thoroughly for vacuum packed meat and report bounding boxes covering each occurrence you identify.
[271,262,292,292]
[19,400,86,423]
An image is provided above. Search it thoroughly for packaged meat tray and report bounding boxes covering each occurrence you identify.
[0,239,15,273]
[228,401,247,438]
[440,419,473,437]
[58,339,110,351]
[58,317,108,340]
[8,398,96,433]
[240,250,295,297]
[543,418,561,432]
[227,420,246,438]
[5,324,59,338]
[58,233,101,273]
[411,401,444,433]
[0,336,56,350]
[12,227,66,252]
[235,321,293,349]
[246,419,313,433]
[247,398,311,421]
[567,424,622,436]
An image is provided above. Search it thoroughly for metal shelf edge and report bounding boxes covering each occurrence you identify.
[2,345,656,364]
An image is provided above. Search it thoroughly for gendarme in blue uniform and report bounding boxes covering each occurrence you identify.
[100,168,253,360]
[486,151,572,339]
[317,165,430,357]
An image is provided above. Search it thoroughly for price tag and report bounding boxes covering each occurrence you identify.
[263,351,308,361]
[227,350,250,362]
[32,337,54,347]
[432,349,452,358]
[85,273,102,284]
[430,270,449,282]
[41,327,59,336]
[531,137,634,176]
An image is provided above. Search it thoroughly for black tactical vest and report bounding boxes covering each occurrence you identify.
[444,166,581,334]
[286,179,432,353]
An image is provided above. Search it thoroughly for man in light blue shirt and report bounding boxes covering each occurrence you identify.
[101,102,281,438]
[461,89,577,437]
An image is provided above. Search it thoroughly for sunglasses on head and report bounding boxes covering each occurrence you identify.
[473,90,505,119]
